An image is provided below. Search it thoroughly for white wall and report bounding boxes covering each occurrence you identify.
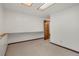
[3,9,44,43]
[0,4,3,32]
[4,10,43,33]
[50,5,79,51]
[8,32,44,44]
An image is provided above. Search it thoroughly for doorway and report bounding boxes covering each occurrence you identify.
[44,19,50,40]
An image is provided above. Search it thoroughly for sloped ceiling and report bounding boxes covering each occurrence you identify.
[3,3,79,18]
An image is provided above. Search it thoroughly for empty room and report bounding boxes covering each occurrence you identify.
[0,3,79,56]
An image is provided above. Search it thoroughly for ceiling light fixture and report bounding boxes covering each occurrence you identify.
[38,3,54,10]
[21,3,32,7]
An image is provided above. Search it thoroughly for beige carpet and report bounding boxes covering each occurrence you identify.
[6,39,79,56]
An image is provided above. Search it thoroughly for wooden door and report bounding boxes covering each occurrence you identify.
[44,20,50,40]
